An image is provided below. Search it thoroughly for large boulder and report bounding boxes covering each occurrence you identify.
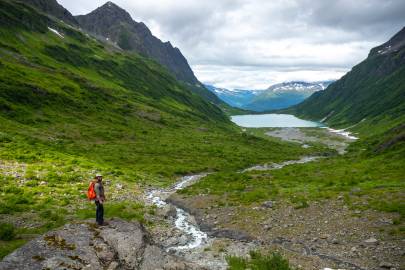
[0,219,203,270]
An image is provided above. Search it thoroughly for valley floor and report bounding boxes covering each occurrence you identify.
[159,128,404,270]
[1,127,404,270]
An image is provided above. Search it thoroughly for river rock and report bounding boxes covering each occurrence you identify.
[115,183,123,190]
[210,229,254,242]
[161,205,177,219]
[331,238,339,244]
[364,237,379,245]
[262,201,274,208]
[379,262,393,269]
[0,219,203,270]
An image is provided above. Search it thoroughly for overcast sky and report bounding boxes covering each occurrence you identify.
[59,0,405,89]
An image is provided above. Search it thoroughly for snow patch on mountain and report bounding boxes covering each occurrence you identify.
[48,27,64,38]
[267,81,334,93]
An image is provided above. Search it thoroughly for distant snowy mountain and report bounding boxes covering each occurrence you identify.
[204,85,259,108]
[267,81,333,93]
[206,81,334,112]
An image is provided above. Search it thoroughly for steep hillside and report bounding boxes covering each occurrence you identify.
[74,2,224,106]
[288,27,405,136]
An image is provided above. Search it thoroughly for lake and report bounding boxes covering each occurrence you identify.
[231,114,324,128]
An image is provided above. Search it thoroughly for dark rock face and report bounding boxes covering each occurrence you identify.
[75,2,198,85]
[370,26,405,58]
[0,219,203,270]
[24,0,78,26]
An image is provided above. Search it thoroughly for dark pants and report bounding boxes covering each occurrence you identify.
[95,201,104,225]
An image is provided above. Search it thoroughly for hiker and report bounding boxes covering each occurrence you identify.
[94,174,106,225]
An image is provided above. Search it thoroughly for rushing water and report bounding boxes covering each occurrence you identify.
[231,113,324,128]
[146,174,208,251]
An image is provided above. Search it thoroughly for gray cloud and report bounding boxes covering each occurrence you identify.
[58,0,405,89]
[304,0,405,35]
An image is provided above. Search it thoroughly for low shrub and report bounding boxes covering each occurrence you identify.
[227,251,293,270]
[0,223,16,241]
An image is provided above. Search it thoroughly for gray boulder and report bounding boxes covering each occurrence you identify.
[160,205,178,219]
[262,201,274,208]
[0,219,203,270]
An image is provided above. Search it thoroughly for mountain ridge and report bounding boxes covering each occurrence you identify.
[75,2,198,85]
[206,81,333,111]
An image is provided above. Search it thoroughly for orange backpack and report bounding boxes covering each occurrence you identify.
[87,181,97,200]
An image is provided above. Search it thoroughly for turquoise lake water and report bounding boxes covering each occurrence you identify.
[231,114,324,128]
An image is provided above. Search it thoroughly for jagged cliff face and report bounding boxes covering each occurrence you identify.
[75,2,199,85]
[23,0,78,26]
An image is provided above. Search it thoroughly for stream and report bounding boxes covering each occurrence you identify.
[144,153,360,270]
[146,174,209,251]
[145,157,320,252]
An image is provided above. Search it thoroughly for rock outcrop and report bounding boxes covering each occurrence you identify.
[75,2,198,86]
[0,219,203,270]
[24,0,78,26]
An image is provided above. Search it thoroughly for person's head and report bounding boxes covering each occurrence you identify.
[95,174,102,182]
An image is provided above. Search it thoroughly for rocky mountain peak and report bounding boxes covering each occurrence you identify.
[81,1,133,25]
[75,2,200,85]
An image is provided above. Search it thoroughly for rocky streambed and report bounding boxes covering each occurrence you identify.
[145,174,256,269]
[146,174,210,251]
[143,155,326,269]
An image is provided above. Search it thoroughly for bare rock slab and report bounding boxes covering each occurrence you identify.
[0,219,203,270]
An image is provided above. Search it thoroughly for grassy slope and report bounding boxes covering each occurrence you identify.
[0,0,318,257]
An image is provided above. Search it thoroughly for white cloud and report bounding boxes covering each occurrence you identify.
[193,65,346,90]
[58,0,405,89]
